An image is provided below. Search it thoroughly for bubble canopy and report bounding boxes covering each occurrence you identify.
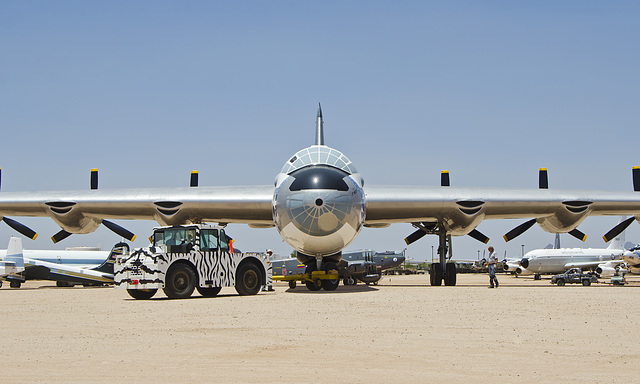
[281,145,358,176]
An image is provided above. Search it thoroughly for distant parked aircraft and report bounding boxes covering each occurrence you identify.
[519,220,629,279]
[0,237,128,288]
[272,249,405,285]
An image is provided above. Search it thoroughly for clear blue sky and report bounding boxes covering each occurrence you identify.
[1,1,639,261]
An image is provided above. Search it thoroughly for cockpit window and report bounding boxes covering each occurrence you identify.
[281,145,358,175]
[289,166,349,191]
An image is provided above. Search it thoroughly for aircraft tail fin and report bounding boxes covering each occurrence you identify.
[0,237,25,276]
[607,217,627,250]
[91,242,129,274]
[315,103,324,146]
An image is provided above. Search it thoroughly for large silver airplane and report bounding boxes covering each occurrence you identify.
[0,105,640,289]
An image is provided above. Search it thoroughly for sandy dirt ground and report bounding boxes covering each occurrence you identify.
[1,272,639,383]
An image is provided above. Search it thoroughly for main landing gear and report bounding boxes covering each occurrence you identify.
[429,227,457,286]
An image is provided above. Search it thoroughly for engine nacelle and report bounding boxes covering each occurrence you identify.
[537,201,592,234]
[441,200,486,236]
[45,202,102,234]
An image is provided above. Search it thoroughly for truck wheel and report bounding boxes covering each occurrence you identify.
[127,289,157,300]
[164,263,197,299]
[235,263,261,296]
[556,279,565,286]
[197,286,222,297]
[582,279,591,286]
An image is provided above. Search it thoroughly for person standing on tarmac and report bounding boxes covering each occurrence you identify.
[262,249,275,292]
[487,246,499,288]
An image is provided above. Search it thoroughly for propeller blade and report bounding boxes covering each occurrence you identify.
[568,228,587,242]
[190,170,198,187]
[441,170,450,187]
[468,229,490,244]
[404,229,427,245]
[102,220,136,241]
[603,217,635,243]
[2,217,38,240]
[51,229,72,244]
[539,168,548,189]
[91,168,98,190]
[503,219,536,242]
[633,166,640,192]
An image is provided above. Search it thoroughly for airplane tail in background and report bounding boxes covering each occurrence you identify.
[607,217,627,250]
[91,242,129,274]
[0,237,25,276]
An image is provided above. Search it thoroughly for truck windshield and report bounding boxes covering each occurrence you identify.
[200,229,219,251]
[154,228,196,253]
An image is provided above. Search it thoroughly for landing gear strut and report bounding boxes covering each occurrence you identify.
[429,226,457,286]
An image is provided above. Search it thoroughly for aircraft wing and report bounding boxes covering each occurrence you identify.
[564,259,625,270]
[0,185,275,239]
[363,185,640,236]
[1,183,640,242]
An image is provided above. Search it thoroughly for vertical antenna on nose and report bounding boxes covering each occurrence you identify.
[315,103,324,146]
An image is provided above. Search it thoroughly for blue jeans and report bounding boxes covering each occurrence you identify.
[489,264,499,287]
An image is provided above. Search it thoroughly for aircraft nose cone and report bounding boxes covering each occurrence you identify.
[520,258,529,268]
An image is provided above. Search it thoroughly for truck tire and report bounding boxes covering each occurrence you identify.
[163,263,197,299]
[127,289,157,300]
[557,279,565,286]
[197,286,222,297]
[582,279,591,286]
[235,263,261,296]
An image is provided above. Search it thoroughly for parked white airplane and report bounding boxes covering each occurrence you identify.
[622,247,640,274]
[1,106,640,289]
[519,223,628,278]
[0,246,109,269]
[0,237,128,288]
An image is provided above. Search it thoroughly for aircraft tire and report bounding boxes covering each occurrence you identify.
[197,286,222,297]
[0,281,2,288]
[430,263,442,286]
[289,280,296,289]
[305,279,322,291]
[9,281,21,288]
[127,289,157,300]
[444,263,457,286]
[164,263,197,299]
[321,262,339,291]
[304,264,321,291]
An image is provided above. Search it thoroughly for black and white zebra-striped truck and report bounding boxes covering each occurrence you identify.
[114,224,272,299]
